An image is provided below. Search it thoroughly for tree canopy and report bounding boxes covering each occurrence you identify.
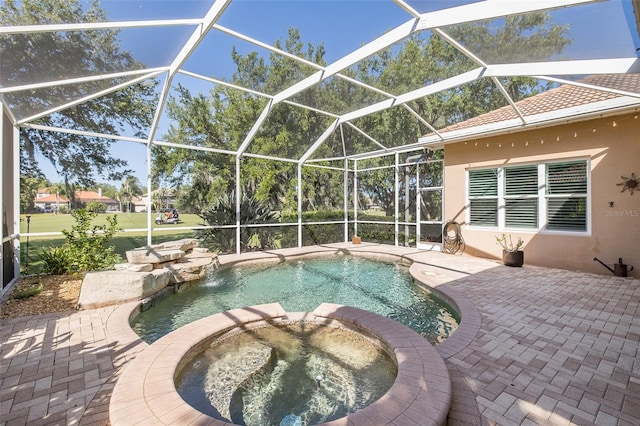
[2,0,158,203]
[155,13,569,216]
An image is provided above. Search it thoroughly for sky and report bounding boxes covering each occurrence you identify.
[33,0,640,187]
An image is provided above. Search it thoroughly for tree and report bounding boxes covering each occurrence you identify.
[155,15,570,222]
[85,200,106,213]
[155,28,331,215]
[95,183,118,201]
[151,187,173,212]
[49,182,68,213]
[118,176,143,212]
[351,13,569,214]
[1,0,158,203]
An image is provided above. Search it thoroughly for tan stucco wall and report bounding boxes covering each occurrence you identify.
[444,111,640,277]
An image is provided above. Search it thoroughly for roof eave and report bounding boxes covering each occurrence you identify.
[418,97,640,147]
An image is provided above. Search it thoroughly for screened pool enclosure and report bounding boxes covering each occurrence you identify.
[2,0,639,286]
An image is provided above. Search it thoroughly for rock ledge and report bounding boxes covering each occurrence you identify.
[77,238,218,309]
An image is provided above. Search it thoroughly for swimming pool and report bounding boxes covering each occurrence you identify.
[131,256,459,344]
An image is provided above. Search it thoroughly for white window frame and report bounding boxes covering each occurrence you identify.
[466,158,590,235]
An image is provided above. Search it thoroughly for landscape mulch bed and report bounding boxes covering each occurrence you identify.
[1,275,82,319]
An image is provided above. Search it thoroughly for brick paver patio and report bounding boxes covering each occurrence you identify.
[1,243,638,425]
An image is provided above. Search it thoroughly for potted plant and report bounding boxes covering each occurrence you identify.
[496,233,525,267]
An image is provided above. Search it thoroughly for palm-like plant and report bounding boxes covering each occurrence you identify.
[197,191,279,253]
[50,182,67,213]
[119,176,143,213]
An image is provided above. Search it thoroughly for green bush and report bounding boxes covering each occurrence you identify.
[41,246,71,275]
[279,210,347,246]
[85,201,107,213]
[39,209,121,274]
[198,192,278,253]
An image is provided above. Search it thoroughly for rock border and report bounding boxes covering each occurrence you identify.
[77,239,219,309]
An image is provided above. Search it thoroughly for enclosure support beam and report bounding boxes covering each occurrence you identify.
[353,161,358,239]
[297,165,303,248]
[236,156,242,255]
[0,104,4,291]
[395,153,399,247]
[344,158,349,243]
[13,125,21,280]
[237,99,274,157]
[0,108,2,289]
[146,147,153,246]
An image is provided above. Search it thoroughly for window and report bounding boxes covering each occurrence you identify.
[504,165,538,228]
[546,161,588,231]
[468,169,498,226]
[468,160,588,232]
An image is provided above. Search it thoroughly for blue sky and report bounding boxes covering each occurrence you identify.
[38,0,639,187]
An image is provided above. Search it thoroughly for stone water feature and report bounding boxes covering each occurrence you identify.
[77,238,218,309]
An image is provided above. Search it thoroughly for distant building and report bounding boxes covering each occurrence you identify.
[34,188,119,212]
[130,195,148,212]
[131,189,176,212]
[34,191,70,213]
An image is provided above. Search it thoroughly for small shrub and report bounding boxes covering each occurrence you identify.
[85,201,107,213]
[41,246,70,275]
[38,209,121,274]
[12,282,44,300]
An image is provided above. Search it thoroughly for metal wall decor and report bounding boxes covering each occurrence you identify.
[616,173,639,195]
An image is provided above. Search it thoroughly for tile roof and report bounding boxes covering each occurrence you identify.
[424,74,640,136]
[34,194,70,203]
[34,190,117,204]
[75,190,118,203]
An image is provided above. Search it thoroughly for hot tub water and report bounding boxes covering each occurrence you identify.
[176,322,397,425]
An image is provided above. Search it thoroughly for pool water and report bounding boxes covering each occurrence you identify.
[131,256,459,344]
[176,322,397,425]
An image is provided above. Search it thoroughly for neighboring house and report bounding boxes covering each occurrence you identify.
[130,195,148,212]
[75,190,119,211]
[34,188,119,212]
[33,191,70,213]
[420,74,640,276]
[131,189,176,212]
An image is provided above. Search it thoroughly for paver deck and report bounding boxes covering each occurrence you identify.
[1,243,638,425]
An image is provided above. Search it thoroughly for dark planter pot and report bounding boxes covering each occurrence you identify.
[503,250,524,267]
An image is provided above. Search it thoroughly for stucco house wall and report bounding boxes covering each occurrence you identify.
[444,111,639,276]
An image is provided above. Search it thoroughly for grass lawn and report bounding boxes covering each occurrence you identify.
[19,212,204,275]
[20,212,203,233]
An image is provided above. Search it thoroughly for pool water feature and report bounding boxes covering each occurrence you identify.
[132,256,459,344]
[176,322,397,425]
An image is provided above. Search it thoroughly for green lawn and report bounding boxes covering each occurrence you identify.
[19,212,204,275]
[20,212,203,233]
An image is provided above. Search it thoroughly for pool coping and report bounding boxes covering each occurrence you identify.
[109,303,451,426]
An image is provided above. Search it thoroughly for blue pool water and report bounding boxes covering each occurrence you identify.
[131,256,459,344]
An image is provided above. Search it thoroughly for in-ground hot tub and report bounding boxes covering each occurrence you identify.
[109,303,452,426]
[177,321,397,425]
